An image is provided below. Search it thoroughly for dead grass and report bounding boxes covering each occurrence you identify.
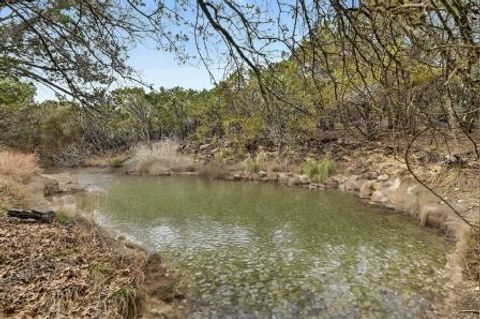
[129,141,196,175]
[0,216,149,318]
[85,150,130,168]
[0,151,39,209]
[0,151,38,183]
[464,227,480,282]
[197,161,231,179]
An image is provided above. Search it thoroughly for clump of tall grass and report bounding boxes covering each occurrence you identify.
[0,151,39,183]
[110,283,144,319]
[302,158,336,183]
[0,151,39,208]
[241,150,268,174]
[129,141,196,175]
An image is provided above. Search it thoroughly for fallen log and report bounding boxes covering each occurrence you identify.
[7,209,56,223]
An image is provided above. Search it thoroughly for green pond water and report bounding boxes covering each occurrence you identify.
[74,173,448,319]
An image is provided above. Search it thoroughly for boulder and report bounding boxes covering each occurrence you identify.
[418,203,448,228]
[43,178,60,196]
[251,173,261,182]
[298,175,311,185]
[377,174,389,181]
[278,173,290,185]
[262,173,278,183]
[258,171,267,178]
[199,143,212,151]
[324,177,339,188]
[345,175,361,191]
[368,171,378,180]
[288,175,301,186]
[371,190,388,203]
[233,173,243,181]
[359,180,375,198]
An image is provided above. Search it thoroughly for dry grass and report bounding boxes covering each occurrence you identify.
[85,150,130,168]
[129,141,196,175]
[464,227,480,282]
[0,151,39,209]
[0,216,149,318]
[0,151,38,183]
[197,161,231,179]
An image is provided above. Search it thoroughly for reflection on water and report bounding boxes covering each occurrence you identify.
[75,173,448,319]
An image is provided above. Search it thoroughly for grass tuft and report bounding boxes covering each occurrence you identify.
[111,283,143,319]
[129,141,196,175]
[55,211,71,225]
[0,151,38,183]
[242,151,267,174]
[302,158,336,183]
[0,150,38,209]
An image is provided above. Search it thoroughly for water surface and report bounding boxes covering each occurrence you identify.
[75,173,448,319]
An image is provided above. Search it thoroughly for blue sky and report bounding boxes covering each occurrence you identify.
[36,45,221,101]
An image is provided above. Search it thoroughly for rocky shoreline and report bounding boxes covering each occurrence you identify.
[119,142,478,317]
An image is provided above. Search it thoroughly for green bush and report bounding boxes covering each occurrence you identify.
[302,158,336,183]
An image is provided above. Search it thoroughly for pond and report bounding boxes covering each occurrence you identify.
[74,172,448,319]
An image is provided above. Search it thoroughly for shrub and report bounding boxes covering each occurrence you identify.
[302,158,336,183]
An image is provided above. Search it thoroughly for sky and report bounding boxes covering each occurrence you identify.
[35,45,221,101]
[34,0,224,102]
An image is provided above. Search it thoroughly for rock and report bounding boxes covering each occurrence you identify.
[359,181,375,198]
[224,174,234,181]
[199,143,212,151]
[288,175,300,186]
[332,175,348,184]
[372,181,384,191]
[233,173,243,181]
[368,171,378,180]
[251,173,261,182]
[278,173,290,185]
[7,209,56,223]
[444,154,467,167]
[345,175,361,191]
[377,174,389,181]
[43,178,60,196]
[418,203,448,228]
[263,173,278,183]
[298,175,311,185]
[151,168,171,176]
[371,190,388,203]
[258,171,267,178]
[324,177,338,188]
